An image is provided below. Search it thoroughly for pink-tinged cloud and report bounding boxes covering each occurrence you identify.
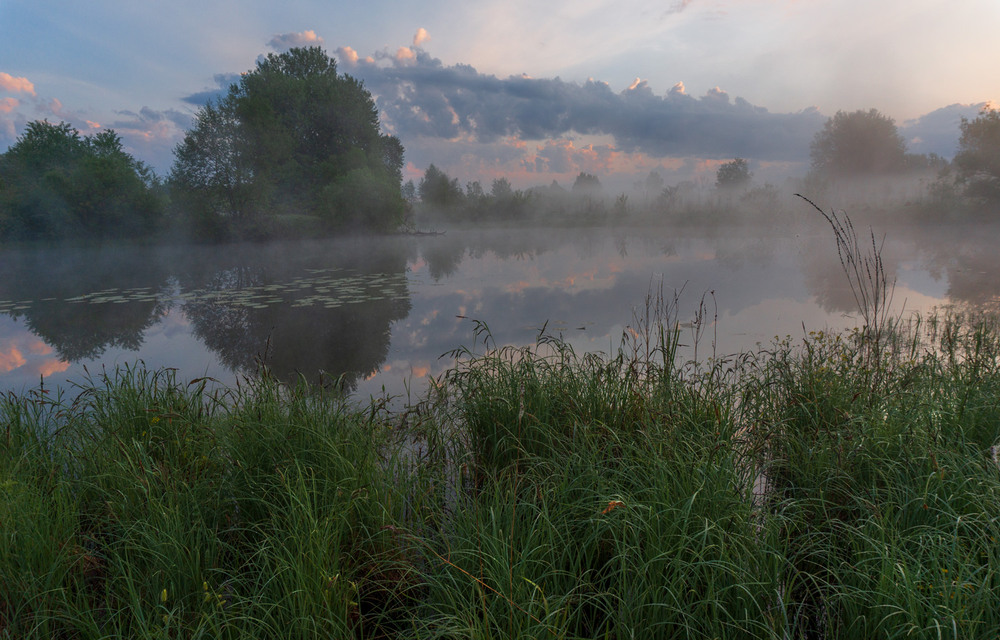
[28,339,52,355]
[47,98,65,116]
[0,347,26,373]
[410,364,431,378]
[413,28,430,46]
[336,46,359,66]
[395,47,416,63]
[85,120,101,129]
[268,30,323,51]
[403,161,423,182]
[0,97,18,113]
[522,138,626,176]
[38,359,71,377]
[0,72,35,96]
[627,78,648,91]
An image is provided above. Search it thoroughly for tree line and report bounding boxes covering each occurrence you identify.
[0,47,406,243]
[2,50,999,243]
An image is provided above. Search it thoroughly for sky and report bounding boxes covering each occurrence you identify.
[1,0,997,189]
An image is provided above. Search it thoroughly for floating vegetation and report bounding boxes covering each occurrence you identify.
[0,269,409,314]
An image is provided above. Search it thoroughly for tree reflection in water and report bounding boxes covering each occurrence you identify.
[0,245,171,361]
[2,220,1000,397]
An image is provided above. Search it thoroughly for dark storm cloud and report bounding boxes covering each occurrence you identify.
[339,48,825,162]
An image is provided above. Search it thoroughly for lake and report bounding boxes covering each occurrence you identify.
[1,217,997,404]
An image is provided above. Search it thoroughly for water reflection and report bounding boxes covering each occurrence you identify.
[0,246,171,361]
[172,240,412,390]
[1,220,999,400]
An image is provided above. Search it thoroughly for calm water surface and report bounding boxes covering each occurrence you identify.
[1,221,996,404]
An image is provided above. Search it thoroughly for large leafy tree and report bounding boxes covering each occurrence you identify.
[0,121,162,240]
[809,109,907,177]
[170,47,405,236]
[953,107,1000,202]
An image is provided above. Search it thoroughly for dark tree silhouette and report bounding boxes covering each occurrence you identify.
[170,47,405,238]
[953,107,1000,202]
[0,121,162,241]
[809,109,907,177]
[716,158,752,189]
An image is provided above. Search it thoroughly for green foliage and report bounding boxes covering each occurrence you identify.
[0,121,163,241]
[319,166,406,232]
[810,108,907,177]
[954,107,1000,202]
[716,157,752,189]
[417,163,465,209]
[169,47,406,239]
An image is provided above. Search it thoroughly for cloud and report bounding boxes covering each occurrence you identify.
[0,97,18,114]
[526,138,625,175]
[0,72,36,96]
[336,46,359,65]
[0,346,26,373]
[37,359,71,377]
[268,30,324,52]
[664,0,695,16]
[395,47,417,64]
[901,102,990,159]
[107,106,193,171]
[343,46,825,163]
[413,28,430,47]
[181,73,241,106]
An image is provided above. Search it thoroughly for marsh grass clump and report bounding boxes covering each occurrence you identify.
[744,313,1000,638]
[0,366,421,638]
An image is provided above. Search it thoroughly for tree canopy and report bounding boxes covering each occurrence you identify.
[953,107,1000,202]
[170,47,405,238]
[571,172,602,195]
[809,109,907,177]
[716,158,752,189]
[0,120,162,241]
[418,164,464,209]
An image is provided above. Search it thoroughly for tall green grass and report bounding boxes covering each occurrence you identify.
[3,256,1000,637]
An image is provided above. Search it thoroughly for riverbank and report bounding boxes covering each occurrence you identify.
[2,306,999,639]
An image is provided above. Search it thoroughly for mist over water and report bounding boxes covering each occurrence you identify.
[2,200,998,403]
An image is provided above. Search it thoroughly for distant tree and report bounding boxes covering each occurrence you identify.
[642,171,664,202]
[490,177,513,200]
[170,46,405,237]
[903,152,948,173]
[418,164,464,208]
[401,180,417,204]
[466,181,485,201]
[571,172,602,195]
[613,193,629,218]
[715,158,752,189]
[809,109,907,177]
[953,107,1000,202]
[489,176,528,217]
[0,120,162,241]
